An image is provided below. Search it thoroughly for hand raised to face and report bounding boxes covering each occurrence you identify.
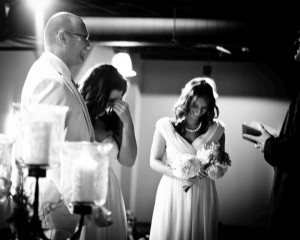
[111,99,134,128]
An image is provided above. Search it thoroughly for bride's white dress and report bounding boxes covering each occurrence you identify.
[85,136,127,240]
[149,117,225,240]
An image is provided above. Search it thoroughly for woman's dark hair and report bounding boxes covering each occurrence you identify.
[80,64,128,130]
[173,77,219,134]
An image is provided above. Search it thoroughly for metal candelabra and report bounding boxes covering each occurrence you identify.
[27,166,49,240]
[68,203,92,240]
[27,165,92,240]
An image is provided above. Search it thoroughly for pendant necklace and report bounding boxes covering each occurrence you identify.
[185,122,202,133]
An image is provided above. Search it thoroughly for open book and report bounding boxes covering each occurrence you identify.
[242,121,279,143]
[242,123,261,143]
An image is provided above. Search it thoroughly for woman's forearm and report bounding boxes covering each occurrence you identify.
[118,124,137,167]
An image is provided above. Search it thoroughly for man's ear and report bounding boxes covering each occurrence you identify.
[57,31,66,44]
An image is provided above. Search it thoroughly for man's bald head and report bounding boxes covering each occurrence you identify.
[44,12,85,51]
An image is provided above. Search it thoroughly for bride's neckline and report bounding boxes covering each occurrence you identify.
[170,120,202,145]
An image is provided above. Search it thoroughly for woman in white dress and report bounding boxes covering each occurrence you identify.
[80,64,137,240]
[149,77,225,240]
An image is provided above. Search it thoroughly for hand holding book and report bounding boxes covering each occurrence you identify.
[242,121,274,152]
[242,123,262,143]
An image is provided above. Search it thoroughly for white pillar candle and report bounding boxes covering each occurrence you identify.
[94,144,110,206]
[23,121,52,165]
[71,149,97,203]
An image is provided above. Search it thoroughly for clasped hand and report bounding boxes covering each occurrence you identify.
[183,169,207,192]
[87,205,113,228]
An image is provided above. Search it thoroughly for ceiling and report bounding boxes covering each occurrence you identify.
[1,0,300,62]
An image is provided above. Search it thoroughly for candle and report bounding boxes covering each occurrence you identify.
[20,104,68,167]
[94,145,110,206]
[23,121,52,165]
[71,149,97,203]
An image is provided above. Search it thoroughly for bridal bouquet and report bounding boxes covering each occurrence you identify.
[172,142,231,192]
[172,153,201,180]
[196,142,231,179]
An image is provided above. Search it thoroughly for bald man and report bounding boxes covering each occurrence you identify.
[21,12,107,239]
[22,11,94,142]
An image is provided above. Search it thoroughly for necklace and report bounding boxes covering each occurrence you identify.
[185,122,202,133]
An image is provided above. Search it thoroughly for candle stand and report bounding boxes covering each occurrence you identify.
[26,165,93,240]
[27,165,49,240]
[69,203,92,240]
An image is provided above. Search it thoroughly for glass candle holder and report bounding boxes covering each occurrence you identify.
[18,104,69,167]
[11,103,23,165]
[0,134,13,203]
[60,142,109,208]
[23,120,52,166]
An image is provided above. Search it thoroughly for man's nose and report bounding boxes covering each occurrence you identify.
[86,39,91,49]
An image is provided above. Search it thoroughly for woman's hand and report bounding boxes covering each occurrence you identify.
[112,99,133,127]
[87,205,113,228]
[111,98,137,167]
[183,169,207,192]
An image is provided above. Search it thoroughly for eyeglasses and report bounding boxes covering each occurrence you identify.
[64,31,89,42]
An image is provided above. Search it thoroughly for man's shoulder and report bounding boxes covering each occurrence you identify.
[27,54,55,75]
[22,56,68,105]
[25,57,63,86]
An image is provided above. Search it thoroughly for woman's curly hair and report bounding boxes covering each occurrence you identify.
[173,77,219,134]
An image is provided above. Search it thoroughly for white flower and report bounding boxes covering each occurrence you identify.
[196,147,210,165]
[196,142,231,180]
[207,163,228,179]
[172,153,201,179]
